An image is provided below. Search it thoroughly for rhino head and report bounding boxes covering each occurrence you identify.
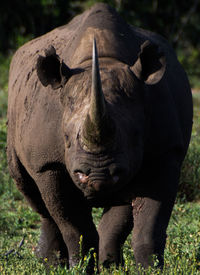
[36,39,166,203]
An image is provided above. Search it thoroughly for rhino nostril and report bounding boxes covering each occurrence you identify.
[74,171,89,184]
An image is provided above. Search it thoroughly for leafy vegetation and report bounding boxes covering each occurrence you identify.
[0,54,11,118]
[179,92,200,201]
[1,0,200,87]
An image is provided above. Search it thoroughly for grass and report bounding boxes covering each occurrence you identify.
[0,189,199,274]
[0,54,200,274]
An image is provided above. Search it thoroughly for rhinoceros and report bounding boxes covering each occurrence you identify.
[7,2,193,272]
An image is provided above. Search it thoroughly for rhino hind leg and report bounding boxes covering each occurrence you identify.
[6,149,68,265]
[98,205,133,267]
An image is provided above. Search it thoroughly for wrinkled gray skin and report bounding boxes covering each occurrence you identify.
[7,3,193,272]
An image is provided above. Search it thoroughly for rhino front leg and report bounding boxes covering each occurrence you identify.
[35,217,68,266]
[132,153,181,268]
[98,205,133,267]
[6,149,68,264]
[34,170,99,273]
[132,197,170,268]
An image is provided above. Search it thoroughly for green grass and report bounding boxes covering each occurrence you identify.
[0,188,200,274]
[0,54,200,274]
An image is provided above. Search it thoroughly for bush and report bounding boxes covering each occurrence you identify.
[0,54,11,118]
[179,92,200,201]
[179,141,200,201]
[0,119,9,194]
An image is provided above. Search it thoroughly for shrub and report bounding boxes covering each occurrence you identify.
[179,140,200,201]
[179,92,200,201]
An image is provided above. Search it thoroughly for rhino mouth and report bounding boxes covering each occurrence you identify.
[74,170,122,198]
[82,181,133,207]
[75,171,134,207]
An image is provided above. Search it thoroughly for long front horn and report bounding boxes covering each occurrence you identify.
[89,38,106,125]
[82,38,114,149]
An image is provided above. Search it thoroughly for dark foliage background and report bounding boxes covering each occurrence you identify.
[1,0,200,86]
[1,0,199,49]
[0,1,199,73]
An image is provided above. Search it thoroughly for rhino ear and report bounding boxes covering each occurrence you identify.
[36,45,72,89]
[130,40,166,85]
